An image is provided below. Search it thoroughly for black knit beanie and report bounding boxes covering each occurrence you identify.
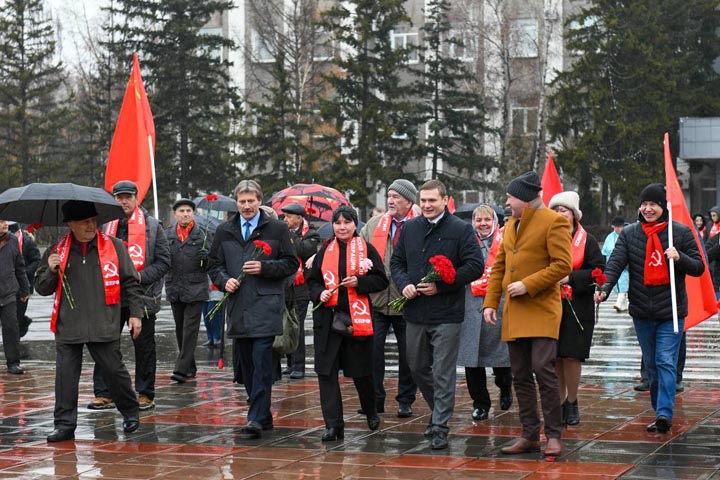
[507,171,542,202]
[639,183,666,212]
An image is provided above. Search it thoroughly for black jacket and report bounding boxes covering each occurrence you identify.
[0,234,29,306]
[602,221,704,320]
[390,209,485,324]
[209,211,299,338]
[164,221,210,304]
[16,230,41,288]
[290,223,321,302]
[704,232,720,290]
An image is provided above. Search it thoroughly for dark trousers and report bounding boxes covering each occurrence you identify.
[0,302,21,366]
[371,311,417,407]
[508,338,563,441]
[94,309,157,400]
[171,301,202,376]
[288,299,309,372]
[640,332,686,383]
[202,300,223,343]
[465,366,512,411]
[236,336,274,427]
[317,356,375,429]
[55,341,139,430]
[16,294,30,335]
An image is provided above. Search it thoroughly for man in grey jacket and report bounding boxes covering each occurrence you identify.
[0,219,29,374]
[89,180,170,411]
[35,201,144,442]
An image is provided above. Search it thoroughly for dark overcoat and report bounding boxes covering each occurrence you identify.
[164,221,210,304]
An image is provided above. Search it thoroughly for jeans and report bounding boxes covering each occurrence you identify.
[202,301,223,343]
[633,317,685,419]
[640,332,686,383]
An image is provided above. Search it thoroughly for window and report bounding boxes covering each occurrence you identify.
[567,16,598,56]
[391,30,419,63]
[313,28,334,61]
[509,19,538,58]
[447,29,476,62]
[200,27,223,61]
[251,29,276,63]
[512,107,538,136]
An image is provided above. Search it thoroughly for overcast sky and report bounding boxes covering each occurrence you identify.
[47,0,103,68]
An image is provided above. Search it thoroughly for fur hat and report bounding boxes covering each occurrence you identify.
[639,183,666,211]
[548,191,582,221]
[507,172,542,202]
[388,179,418,204]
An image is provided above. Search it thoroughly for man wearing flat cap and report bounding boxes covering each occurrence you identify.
[360,179,419,418]
[165,199,210,383]
[35,200,144,442]
[280,202,320,379]
[89,180,170,411]
[483,171,572,457]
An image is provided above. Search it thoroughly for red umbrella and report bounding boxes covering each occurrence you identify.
[268,183,351,222]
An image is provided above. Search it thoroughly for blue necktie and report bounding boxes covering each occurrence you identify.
[243,221,252,241]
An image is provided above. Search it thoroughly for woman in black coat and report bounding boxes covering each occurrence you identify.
[306,206,388,442]
[549,192,605,427]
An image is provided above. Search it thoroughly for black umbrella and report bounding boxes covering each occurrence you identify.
[193,194,238,212]
[0,183,124,226]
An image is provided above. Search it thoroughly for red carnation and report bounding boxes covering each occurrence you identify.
[206,193,219,202]
[591,268,607,287]
[560,284,573,301]
[429,255,456,284]
[254,240,272,257]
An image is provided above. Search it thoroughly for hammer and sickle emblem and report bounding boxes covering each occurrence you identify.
[649,250,663,267]
[352,300,370,317]
[103,262,119,278]
[128,244,143,258]
[323,271,337,288]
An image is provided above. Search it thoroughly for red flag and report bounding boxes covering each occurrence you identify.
[105,53,156,205]
[541,150,563,205]
[664,132,717,329]
[447,196,456,214]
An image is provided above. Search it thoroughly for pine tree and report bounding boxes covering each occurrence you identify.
[409,0,494,191]
[0,0,70,189]
[319,0,415,208]
[548,0,720,219]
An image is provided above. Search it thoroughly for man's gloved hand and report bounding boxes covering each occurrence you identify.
[199,248,210,267]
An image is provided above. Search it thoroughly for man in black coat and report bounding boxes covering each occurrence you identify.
[165,199,210,383]
[209,180,298,439]
[7,222,40,338]
[391,179,485,450]
[281,202,320,379]
[0,219,29,374]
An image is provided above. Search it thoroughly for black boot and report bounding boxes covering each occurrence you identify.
[566,400,580,426]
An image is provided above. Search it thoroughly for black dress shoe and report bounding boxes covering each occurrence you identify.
[397,403,412,418]
[321,426,344,442]
[47,428,75,442]
[634,380,649,392]
[646,421,657,432]
[655,415,671,433]
[472,408,488,421]
[500,390,513,410]
[281,367,292,375]
[7,364,24,375]
[367,414,380,431]
[289,371,305,379]
[123,418,140,433]
[430,430,448,450]
[239,421,262,439]
[202,340,214,347]
[170,372,187,383]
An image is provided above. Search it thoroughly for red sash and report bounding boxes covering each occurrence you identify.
[370,210,415,261]
[571,225,587,270]
[51,232,121,333]
[294,219,310,286]
[470,228,503,297]
[711,223,720,238]
[14,230,23,255]
[104,207,147,271]
[320,237,373,336]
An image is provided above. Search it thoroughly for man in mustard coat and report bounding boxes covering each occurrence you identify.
[483,171,572,457]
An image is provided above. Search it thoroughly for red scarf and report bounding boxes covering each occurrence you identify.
[571,224,588,270]
[320,237,373,336]
[51,232,120,333]
[370,210,415,261]
[641,222,670,286]
[711,222,720,238]
[176,220,195,243]
[104,206,147,271]
[14,230,23,254]
[294,219,311,286]
[470,228,502,297]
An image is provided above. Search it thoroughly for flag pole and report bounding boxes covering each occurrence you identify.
[148,135,159,219]
[667,201,679,334]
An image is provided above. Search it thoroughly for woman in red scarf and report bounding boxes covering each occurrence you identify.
[306,206,388,442]
[595,184,705,434]
[549,192,605,426]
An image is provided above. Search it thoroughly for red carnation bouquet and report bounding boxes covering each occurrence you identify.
[591,268,607,323]
[200,193,220,267]
[207,240,272,320]
[389,255,456,312]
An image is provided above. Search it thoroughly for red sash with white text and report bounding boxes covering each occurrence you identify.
[571,225,588,270]
[51,232,120,333]
[470,228,503,297]
[320,237,373,336]
[104,207,147,271]
[370,210,415,261]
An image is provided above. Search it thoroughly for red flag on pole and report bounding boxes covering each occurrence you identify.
[663,132,718,330]
[105,53,156,205]
[541,150,563,205]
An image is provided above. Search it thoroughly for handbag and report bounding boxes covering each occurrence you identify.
[331,310,354,337]
[272,306,300,355]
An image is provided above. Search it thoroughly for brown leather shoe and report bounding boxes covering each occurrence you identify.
[544,438,562,456]
[500,437,541,454]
